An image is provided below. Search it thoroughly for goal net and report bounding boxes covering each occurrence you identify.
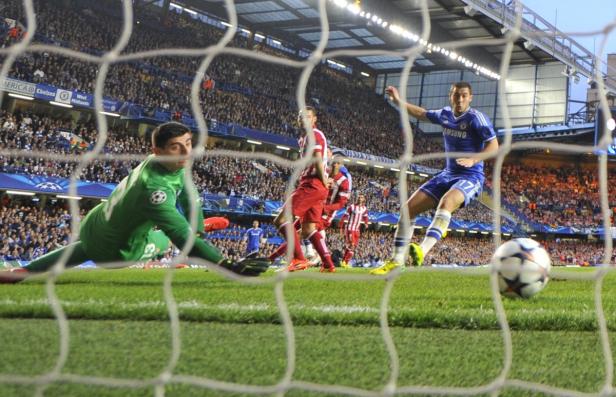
[0,0,615,396]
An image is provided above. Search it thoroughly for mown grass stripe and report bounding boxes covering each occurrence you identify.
[0,319,609,396]
[0,268,613,330]
[0,297,604,330]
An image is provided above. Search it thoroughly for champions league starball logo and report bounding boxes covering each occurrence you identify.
[150,190,167,205]
[34,182,63,191]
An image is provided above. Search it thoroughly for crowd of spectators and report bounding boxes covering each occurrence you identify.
[0,110,504,223]
[326,229,393,267]
[196,156,290,201]
[424,236,493,266]
[0,15,24,48]
[486,164,616,230]
[542,239,611,267]
[2,0,446,161]
[0,110,140,183]
[0,198,77,263]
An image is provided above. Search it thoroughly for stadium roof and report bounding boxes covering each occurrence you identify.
[169,0,609,88]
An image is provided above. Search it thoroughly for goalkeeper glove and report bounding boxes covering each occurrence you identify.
[218,257,270,277]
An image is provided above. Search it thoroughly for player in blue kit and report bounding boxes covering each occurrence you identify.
[243,220,265,258]
[371,81,499,274]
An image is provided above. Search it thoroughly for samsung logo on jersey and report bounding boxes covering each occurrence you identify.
[443,128,468,139]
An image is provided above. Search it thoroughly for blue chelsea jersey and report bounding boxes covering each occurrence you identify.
[425,106,496,177]
[245,227,264,249]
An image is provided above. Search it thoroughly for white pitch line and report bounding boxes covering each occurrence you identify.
[0,298,381,315]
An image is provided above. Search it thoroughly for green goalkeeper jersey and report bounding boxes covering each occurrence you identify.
[79,155,221,263]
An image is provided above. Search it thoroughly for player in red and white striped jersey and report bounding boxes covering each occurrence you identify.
[321,154,351,231]
[339,194,369,267]
[270,152,351,267]
[272,107,336,272]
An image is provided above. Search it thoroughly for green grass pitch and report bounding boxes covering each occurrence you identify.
[0,267,614,396]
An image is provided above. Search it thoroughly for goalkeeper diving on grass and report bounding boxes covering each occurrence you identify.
[0,122,269,283]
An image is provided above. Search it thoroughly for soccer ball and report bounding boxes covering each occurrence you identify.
[491,238,551,299]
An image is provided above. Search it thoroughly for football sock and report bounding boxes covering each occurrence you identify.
[421,209,451,254]
[392,219,415,265]
[343,248,354,263]
[303,239,316,258]
[307,230,334,269]
[268,242,287,261]
[279,222,305,260]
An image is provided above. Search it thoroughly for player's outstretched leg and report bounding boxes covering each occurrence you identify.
[0,241,90,284]
[371,190,436,275]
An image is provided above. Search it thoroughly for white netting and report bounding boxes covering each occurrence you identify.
[0,0,615,396]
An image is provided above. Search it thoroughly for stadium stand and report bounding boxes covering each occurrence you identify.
[0,0,612,268]
[486,163,616,230]
[0,109,513,226]
[2,0,445,164]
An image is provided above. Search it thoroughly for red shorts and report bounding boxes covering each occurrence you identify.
[284,180,328,224]
[345,230,360,247]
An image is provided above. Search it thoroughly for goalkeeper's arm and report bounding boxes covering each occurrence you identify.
[145,192,222,262]
[177,183,205,234]
[167,219,268,276]
[148,195,267,276]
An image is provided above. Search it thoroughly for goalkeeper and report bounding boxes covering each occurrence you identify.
[0,122,268,283]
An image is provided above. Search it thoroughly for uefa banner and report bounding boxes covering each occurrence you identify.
[0,173,116,198]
